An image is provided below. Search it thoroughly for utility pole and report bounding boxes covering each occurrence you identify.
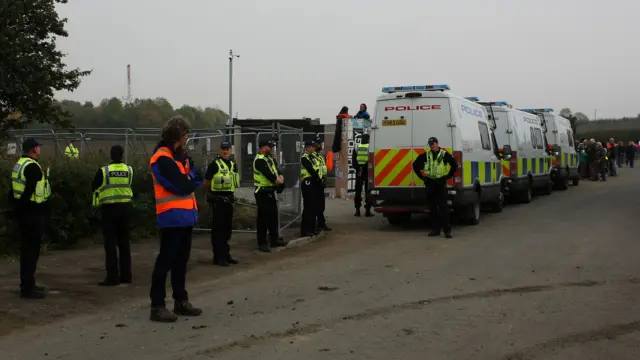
[228,50,240,128]
[594,109,597,121]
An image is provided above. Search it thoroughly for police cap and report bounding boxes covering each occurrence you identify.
[258,140,275,148]
[428,137,438,145]
[304,139,315,148]
[220,140,232,149]
[22,138,40,152]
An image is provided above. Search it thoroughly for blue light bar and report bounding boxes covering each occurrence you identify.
[382,84,450,93]
[465,97,480,101]
[493,101,509,106]
[520,108,554,113]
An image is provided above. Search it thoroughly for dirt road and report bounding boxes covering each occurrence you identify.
[2,170,639,359]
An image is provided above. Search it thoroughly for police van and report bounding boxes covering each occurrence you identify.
[471,100,553,202]
[519,108,579,190]
[368,84,503,226]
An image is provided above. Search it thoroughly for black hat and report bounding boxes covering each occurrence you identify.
[304,140,315,147]
[428,137,438,145]
[22,138,40,152]
[258,140,275,148]
[220,140,232,149]
[313,137,322,145]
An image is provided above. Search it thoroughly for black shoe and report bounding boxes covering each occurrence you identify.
[304,232,316,237]
[213,258,230,267]
[258,245,271,253]
[150,306,178,322]
[227,256,239,265]
[321,225,332,231]
[428,231,440,237]
[444,233,453,239]
[354,209,361,217]
[271,240,287,248]
[173,301,202,316]
[34,285,45,292]
[365,210,374,217]
[119,278,132,284]
[20,289,46,299]
[98,279,120,286]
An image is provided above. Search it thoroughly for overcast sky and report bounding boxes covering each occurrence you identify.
[56,0,640,123]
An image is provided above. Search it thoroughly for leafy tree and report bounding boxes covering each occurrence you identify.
[574,112,589,122]
[0,0,91,133]
[559,108,572,118]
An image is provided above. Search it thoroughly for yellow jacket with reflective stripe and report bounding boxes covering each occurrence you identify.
[11,157,51,203]
[94,163,133,206]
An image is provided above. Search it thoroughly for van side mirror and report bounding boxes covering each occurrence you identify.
[550,144,559,156]
[502,145,512,159]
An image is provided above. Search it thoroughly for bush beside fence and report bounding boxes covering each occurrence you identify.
[0,155,256,255]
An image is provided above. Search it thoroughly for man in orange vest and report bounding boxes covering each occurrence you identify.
[148,116,203,323]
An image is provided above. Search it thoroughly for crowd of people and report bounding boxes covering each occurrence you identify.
[578,138,636,181]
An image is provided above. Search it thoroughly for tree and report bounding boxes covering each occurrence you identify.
[559,108,572,118]
[0,0,91,133]
[574,112,589,122]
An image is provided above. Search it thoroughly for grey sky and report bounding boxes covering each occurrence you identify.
[56,0,640,123]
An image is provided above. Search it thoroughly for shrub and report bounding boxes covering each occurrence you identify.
[0,154,256,255]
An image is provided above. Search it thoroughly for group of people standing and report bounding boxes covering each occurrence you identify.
[9,116,296,323]
[299,138,332,236]
[578,138,636,181]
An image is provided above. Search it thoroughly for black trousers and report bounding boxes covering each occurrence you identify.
[301,180,316,235]
[426,183,450,233]
[18,213,44,292]
[102,204,132,282]
[315,181,326,228]
[354,167,370,210]
[255,191,279,247]
[210,201,234,259]
[150,226,192,307]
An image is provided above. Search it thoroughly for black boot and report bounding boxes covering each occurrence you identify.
[226,255,239,265]
[364,209,374,217]
[20,289,46,299]
[150,306,178,322]
[354,208,361,217]
[428,231,440,237]
[173,301,203,316]
[213,257,230,267]
[98,279,120,286]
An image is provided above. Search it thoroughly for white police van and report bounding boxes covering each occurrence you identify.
[368,84,503,226]
[519,108,580,190]
[468,100,553,202]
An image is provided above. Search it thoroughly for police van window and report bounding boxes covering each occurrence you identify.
[478,121,491,150]
[530,127,536,149]
[567,130,574,147]
[534,128,544,149]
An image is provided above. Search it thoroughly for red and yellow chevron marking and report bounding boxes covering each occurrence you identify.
[374,148,452,187]
[501,159,510,177]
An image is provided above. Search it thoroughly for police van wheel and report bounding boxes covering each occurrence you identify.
[462,198,481,225]
[490,191,504,213]
[542,180,553,195]
[558,176,569,191]
[572,177,580,186]
[386,213,411,226]
[520,185,533,204]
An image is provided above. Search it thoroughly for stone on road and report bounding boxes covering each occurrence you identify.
[1,170,640,360]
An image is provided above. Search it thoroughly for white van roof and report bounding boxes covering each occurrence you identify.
[377,84,472,103]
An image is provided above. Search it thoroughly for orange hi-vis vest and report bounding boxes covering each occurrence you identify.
[149,147,197,215]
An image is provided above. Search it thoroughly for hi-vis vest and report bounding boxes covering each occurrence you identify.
[11,157,51,204]
[312,152,327,178]
[424,150,451,179]
[65,144,79,159]
[211,158,238,192]
[93,163,133,207]
[300,153,319,180]
[356,143,369,165]
[149,147,197,215]
[253,154,278,192]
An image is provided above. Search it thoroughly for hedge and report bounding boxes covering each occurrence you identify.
[0,155,255,255]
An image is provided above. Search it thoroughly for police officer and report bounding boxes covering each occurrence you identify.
[91,145,133,286]
[412,137,458,238]
[300,140,321,237]
[312,138,331,232]
[352,134,373,217]
[253,140,287,252]
[11,138,51,299]
[65,140,79,159]
[204,140,239,266]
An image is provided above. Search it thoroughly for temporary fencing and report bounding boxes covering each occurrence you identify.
[5,126,305,235]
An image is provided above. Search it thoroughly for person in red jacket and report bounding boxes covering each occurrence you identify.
[332,106,350,153]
